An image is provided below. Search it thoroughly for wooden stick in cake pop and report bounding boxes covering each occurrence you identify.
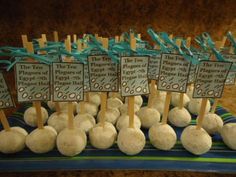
[73,34,77,43]
[41,34,47,43]
[64,37,74,130]
[100,37,109,128]
[0,73,28,154]
[0,109,10,131]
[25,42,44,129]
[53,31,59,42]
[128,34,136,128]
[162,38,182,124]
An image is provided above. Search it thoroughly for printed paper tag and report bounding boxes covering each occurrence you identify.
[223,54,236,65]
[83,64,90,92]
[225,71,236,85]
[188,64,198,83]
[120,56,149,96]
[148,55,161,80]
[15,63,50,102]
[52,63,84,101]
[193,61,232,98]
[88,55,119,92]
[158,54,191,93]
[0,73,14,109]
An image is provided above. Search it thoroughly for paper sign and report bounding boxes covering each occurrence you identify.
[0,73,14,109]
[223,54,236,65]
[193,61,232,98]
[148,55,161,80]
[83,64,90,92]
[158,54,191,93]
[52,63,84,102]
[188,64,198,83]
[88,55,119,92]
[15,63,50,102]
[120,56,149,96]
[225,71,236,85]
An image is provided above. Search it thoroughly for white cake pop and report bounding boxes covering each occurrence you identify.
[117,127,145,155]
[151,91,166,115]
[57,127,87,156]
[76,102,98,116]
[97,108,120,125]
[47,100,55,110]
[47,112,68,133]
[0,127,28,154]
[136,107,160,128]
[24,106,48,127]
[181,125,212,155]
[89,122,117,149]
[88,92,101,106]
[119,104,140,115]
[26,126,57,153]
[171,92,190,107]
[196,113,223,135]
[149,123,177,150]
[186,85,194,99]
[107,97,123,109]
[108,92,124,101]
[116,114,141,131]
[168,107,191,127]
[125,95,143,108]
[188,98,211,115]
[59,102,78,113]
[74,113,96,133]
[221,123,236,150]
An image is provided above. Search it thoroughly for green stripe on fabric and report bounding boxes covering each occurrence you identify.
[1,156,236,164]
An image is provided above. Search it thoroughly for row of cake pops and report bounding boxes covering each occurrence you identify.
[1,82,234,156]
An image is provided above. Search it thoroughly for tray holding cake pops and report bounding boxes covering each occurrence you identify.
[0,100,236,172]
[0,29,236,173]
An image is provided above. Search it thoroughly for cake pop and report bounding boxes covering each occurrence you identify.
[0,127,28,154]
[26,126,57,153]
[74,113,96,133]
[89,122,117,149]
[116,114,141,131]
[181,125,212,155]
[24,106,48,127]
[88,92,101,106]
[181,99,212,155]
[171,92,190,107]
[137,107,160,128]
[188,98,211,115]
[168,107,191,127]
[47,112,68,133]
[108,91,124,101]
[117,127,145,155]
[97,107,120,125]
[119,103,140,115]
[221,123,236,150]
[107,97,123,109]
[125,95,143,108]
[76,102,98,116]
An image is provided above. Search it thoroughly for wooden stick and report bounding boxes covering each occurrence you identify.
[34,101,44,129]
[148,80,156,108]
[55,102,61,115]
[99,38,109,127]
[67,102,74,129]
[211,99,218,113]
[86,92,90,102]
[161,92,172,124]
[179,93,184,109]
[41,34,47,43]
[65,38,74,129]
[196,98,208,130]
[73,34,77,43]
[115,36,119,43]
[128,33,136,128]
[21,35,28,49]
[0,110,11,131]
[53,31,59,42]
[128,96,135,128]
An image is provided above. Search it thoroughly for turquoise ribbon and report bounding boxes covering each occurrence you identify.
[226,31,236,54]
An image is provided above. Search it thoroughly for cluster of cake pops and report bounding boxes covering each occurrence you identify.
[0,31,236,158]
